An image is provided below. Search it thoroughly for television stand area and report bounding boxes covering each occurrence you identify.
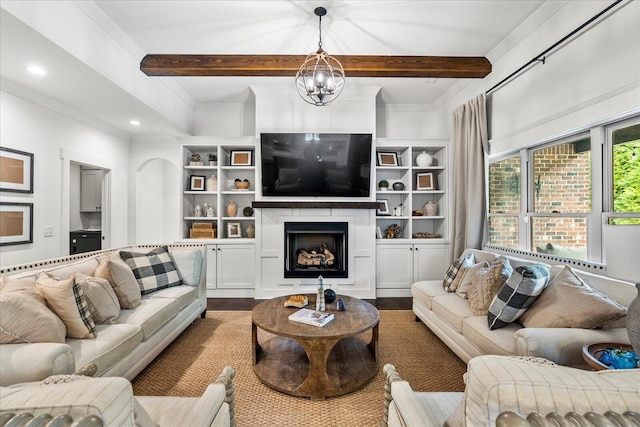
[252,294,379,400]
[252,201,381,209]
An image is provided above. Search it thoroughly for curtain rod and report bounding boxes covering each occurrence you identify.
[485,0,624,95]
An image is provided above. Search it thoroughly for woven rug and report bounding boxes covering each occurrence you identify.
[132,310,466,426]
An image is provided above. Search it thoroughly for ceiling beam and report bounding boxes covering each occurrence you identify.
[140,54,491,78]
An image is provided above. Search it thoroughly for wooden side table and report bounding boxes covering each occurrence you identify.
[582,343,636,370]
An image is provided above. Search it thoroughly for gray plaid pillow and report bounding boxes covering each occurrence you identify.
[120,246,183,295]
[487,264,550,330]
[443,253,474,292]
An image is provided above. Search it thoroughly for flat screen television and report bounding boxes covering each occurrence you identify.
[260,133,373,198]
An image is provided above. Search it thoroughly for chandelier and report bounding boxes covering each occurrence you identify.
[295,7,345,106]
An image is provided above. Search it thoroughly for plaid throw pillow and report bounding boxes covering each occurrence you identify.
[119,246,183,295]
[487,264,549,330]
[443,253,474,292]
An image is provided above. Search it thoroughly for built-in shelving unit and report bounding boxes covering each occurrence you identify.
[181,144,256,240]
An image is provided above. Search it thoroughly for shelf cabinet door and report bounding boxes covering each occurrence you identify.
[80,169,104,212]
[376,244,413,289]
[413,244,448,282]
[206,245,218,290]
[216,244,255,289]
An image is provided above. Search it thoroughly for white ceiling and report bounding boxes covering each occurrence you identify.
[0,1,548,137]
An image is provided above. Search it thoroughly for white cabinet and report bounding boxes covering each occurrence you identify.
[376,243,448,296]
[205,244,255,297]
[80,169,104,212]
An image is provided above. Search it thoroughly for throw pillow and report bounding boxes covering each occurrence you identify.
[36,272,96,339]
[94,255,142,309]
[454,260,490,299]
[0,285,66,344]
[518,265,627,329]
[443,253,474,292]
[168,249,202,286]
[73,272,121,324]
[119,246,183,295]
[487,264,549,330]
[467,259,513,316]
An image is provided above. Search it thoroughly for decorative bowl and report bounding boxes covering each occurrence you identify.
[234,179,250,190]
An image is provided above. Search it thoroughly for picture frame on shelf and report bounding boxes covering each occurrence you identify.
[376,226,383,239]
[230,150,253,166]
[227,222,242,238]
[376,199,390,216]
[416,172,435,190]
[189,175,206,191]
[377,152,399,166]
[0,202,33,246]
[0,147,34,193]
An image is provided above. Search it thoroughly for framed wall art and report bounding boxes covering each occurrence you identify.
[0,147,34,193]
[0,202,33,246]
[416,172,435,190]
[227,222,242,238]
[189,175,206,191]
[230,150,253,166]
[377,152,399,166]
[376,199,390,216]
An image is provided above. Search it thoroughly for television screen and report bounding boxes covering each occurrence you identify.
[260,133,372,198]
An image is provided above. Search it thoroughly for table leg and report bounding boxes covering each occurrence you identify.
[368,322,379,360]
[251,322,261,365]
[294,337,340,400]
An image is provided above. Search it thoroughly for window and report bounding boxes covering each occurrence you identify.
[611,122,640,224]
[488,156,520,248]
[488,114,640,263]
[530,137,590,260]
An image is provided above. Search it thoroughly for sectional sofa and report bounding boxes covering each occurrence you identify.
[0,244,207,386]
[412,247,636,367]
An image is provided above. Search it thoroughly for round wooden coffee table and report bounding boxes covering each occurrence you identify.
[252,294,379,400]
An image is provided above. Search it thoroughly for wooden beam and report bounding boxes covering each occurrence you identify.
[140,54,491,78]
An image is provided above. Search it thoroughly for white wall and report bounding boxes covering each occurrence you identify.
[0,90,130,265]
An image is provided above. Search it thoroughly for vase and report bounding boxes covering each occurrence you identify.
[246,223,255,238]
[416,151,433,167]
[226,201,237,217]
[392,182,405,191]
[206,175,217,192]
[627,283,640,358]
[424,201,438,216]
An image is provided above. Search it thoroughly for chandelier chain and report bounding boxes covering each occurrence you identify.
[318,14,323,49]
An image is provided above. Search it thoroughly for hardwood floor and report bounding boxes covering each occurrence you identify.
[207,297,412,311]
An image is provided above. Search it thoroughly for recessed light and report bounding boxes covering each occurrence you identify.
[27,65,46,76]
[129,120,141,126]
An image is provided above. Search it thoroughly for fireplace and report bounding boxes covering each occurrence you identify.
[284,222,348,278]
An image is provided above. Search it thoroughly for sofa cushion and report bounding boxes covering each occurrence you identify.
[518,265,627,329]
[116,297,179,340]
[0,280,66,344]
[443,253,474,292]
[67,323,143,377]
[74,273,121,324]
[95,255,141,309]
[36,273,96,339]
[432,295,475,333]
[467,259,512,316]
[462,355,640,425]
[145,285,198,312]
[412,281,448,310]
[487,265,549,330]
[119,246,183,295]
[462,316,519,356]
[454,261,490,299]
[168,248,203,287]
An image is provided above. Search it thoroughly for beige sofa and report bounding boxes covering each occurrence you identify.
[0,244,207,386]
[382,356,640,426]
[412,248,636,367]
[0,366,236,427]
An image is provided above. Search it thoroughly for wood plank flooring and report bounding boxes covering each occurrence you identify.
[207,297,412,311]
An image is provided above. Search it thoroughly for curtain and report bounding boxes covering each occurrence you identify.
[450,93,488,260]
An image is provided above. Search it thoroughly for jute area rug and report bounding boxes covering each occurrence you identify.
[132,310,466,426]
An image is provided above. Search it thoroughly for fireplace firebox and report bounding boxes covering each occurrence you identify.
[284,222,348,278]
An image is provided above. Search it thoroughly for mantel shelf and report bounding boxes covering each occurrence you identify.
[252,201,382,209]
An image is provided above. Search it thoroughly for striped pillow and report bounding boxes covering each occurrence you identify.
[119,246,183,295]
[443,253,474,292]
[487,264,549,330]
